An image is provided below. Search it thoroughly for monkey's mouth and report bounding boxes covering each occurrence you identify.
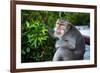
[56,29,62,34]
[56,31,61,34]
[56,29,65,34]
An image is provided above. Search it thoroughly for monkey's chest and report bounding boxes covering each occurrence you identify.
[55,40,68,49]
[56,40,67,44]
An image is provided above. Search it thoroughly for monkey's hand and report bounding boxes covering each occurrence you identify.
[55,44,60,49]
[55,40,76,49]
[63,41,76,49]
[55,40,66,49]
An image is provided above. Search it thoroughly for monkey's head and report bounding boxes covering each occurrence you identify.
[54,18,71,39]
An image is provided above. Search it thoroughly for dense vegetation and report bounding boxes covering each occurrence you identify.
[21,10,90,62]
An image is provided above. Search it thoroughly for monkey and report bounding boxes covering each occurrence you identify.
[47,18,85,61]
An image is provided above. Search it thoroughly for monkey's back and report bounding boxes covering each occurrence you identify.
[63,25,85,59]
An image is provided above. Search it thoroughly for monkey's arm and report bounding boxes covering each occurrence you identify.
[48,27,55,38]
[53,48,62,61]
[48,27,58,39]
[44,24,55,38]
[64,39,76,49]
[56,38,76,49]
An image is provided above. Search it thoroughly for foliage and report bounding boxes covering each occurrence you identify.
[21,20,55,62]
[63,12,90,25]
[21,10,90,62]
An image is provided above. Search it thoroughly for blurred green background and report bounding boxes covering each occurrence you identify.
[21,10,90,63]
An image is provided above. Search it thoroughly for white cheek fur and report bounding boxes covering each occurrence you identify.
[54,27,64,33]
[54,28,65,39]
[54,28,57,31]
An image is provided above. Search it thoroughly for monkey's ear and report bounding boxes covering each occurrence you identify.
[66,25,71,32]
[66,23,71,31]
[66,23,73,33]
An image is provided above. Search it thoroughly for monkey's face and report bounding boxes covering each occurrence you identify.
[54,19,71,38]
[55,24,65,34]
[54,23,67,38]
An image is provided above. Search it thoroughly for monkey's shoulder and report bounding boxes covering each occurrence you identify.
[62,28,84,44]
[67,26,83,38]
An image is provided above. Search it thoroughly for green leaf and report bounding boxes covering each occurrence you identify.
[26,48,30,53]
[26,21,30,28]
[59,12,62,18]
[21,50,26,55]
[34,38,38,48]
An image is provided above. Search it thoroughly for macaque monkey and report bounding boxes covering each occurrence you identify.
[48,18,85,61]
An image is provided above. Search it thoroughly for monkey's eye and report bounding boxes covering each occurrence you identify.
[55,24,59,27]
[60,25,66,29]
[60,25,65,28]
[56,23,64,26]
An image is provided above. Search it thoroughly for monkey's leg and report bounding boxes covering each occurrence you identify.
[61,49,75,61]
[53,48,62,61]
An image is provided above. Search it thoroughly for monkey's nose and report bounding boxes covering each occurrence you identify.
[56,29,61,34]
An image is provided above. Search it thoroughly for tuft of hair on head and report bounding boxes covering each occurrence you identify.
[56,18,71,25]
